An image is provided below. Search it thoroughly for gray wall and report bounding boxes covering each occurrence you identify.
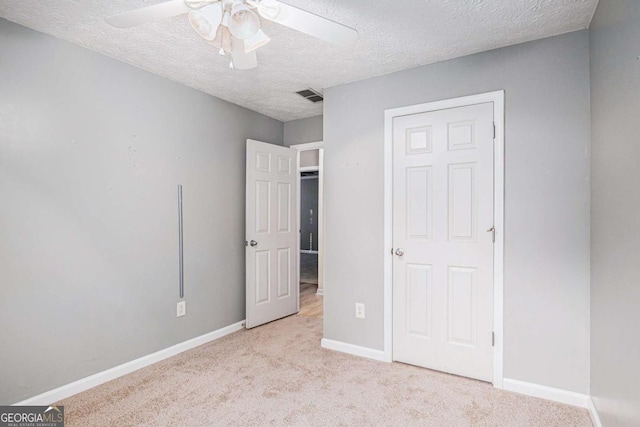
[0,19,283,404]
[590,1,640,425]
[283,115,323,146]
[323,31,591,393]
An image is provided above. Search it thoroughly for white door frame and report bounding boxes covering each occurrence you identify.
[383,91,505,388]
[291,141,324,296]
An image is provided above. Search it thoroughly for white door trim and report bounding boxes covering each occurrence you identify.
[383,91,505,388]
[291,141,324,151]
[291,141,324,296]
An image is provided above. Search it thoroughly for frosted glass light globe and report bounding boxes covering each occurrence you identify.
[228,2,261,40]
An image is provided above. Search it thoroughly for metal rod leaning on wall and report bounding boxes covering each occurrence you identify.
[178,184,184,299]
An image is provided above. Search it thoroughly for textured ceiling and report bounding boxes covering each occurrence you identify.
[0,0,597,122]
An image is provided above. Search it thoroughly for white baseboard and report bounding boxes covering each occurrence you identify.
[321,338,389,362]
[315,288,324,296]
[502,378,589,408]
[13,320,246,406]
[587,397,603,427]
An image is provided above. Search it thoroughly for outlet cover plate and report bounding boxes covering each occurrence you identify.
[177,301,186,317]
[355,303,365,319]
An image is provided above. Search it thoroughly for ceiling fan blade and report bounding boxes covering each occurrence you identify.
[231,37,258,70]
[257,0,357,45]
[105,0,191,28]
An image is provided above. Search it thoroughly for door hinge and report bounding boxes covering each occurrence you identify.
[492,331,495,347]
[493,122,496,139]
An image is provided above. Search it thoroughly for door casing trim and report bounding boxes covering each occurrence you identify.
[383,90,505,388]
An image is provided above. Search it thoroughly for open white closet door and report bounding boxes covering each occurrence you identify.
[246,139,299,328]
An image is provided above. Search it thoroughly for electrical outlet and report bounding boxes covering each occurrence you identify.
[177,301,186,317]
[355,303,365,319]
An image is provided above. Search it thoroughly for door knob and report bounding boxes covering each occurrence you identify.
[395,248,404,257]
[250,240,258,247]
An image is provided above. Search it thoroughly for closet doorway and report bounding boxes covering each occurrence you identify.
[292,142,324,319]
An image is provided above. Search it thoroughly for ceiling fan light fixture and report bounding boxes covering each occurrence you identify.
[188,11,214,40]
[187,4,222,41]
[105,0,359,72]
[228,2,261,40]
[221,10,230,27]
[244,29,270,52]
[209,25,232,54]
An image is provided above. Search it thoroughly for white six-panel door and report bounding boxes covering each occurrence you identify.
[246,139,298,329]
[392,103,494,381]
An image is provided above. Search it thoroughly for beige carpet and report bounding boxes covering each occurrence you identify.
[58,316,592,426]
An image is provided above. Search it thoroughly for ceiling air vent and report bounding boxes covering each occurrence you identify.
[296,88,323,103]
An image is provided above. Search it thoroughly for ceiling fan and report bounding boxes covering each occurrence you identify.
[105,0,358,70]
